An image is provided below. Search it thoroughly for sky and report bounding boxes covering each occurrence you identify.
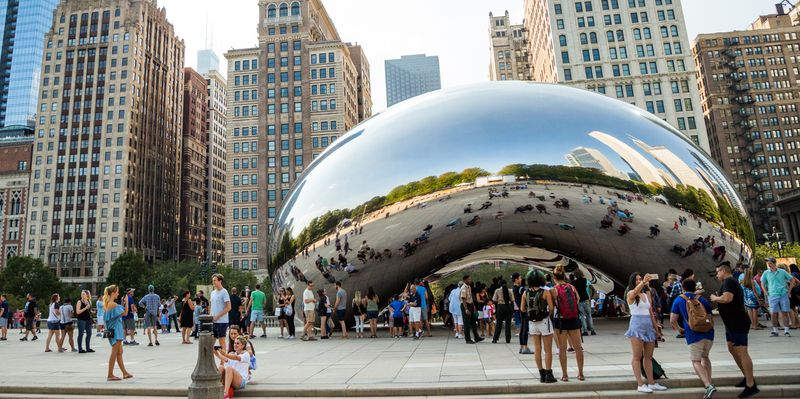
[160,0,783,112]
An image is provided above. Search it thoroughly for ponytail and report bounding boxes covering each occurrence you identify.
[103,285,118,308]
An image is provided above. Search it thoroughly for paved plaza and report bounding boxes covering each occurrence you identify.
[1,317,799,397]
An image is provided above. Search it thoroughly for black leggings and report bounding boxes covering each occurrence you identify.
[286,314,296,337]
[493,304,512,343]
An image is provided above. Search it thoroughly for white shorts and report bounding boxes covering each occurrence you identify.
[97,317,105,326]
[409,307,422,323]
[529,318,553,336]
[453,314,463,326]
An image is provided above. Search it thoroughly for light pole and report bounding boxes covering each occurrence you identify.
[763,226,785,258]
[188,314,222,398]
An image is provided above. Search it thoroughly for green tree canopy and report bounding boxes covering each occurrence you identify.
[105,252,151,293]
[0,256,62,303]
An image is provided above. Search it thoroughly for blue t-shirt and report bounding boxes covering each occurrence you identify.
[124,294,135,320]
[670,293,714,344]
[416,285,428,309]
[390,300,405,318]
[0,301,9,319]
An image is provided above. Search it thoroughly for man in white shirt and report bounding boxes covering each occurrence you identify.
[210,273,231,349]
[302,280,317,341]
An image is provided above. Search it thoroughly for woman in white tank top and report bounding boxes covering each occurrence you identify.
[624,273,667,394]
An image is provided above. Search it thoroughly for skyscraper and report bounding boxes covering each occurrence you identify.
[202,66,227,266]
[523,0,709,151]
[180,67,208,262]
[225,0,371,272]
[566,146,628,180]
[26,0,185,286]
[0,0,59,128]
[0,126,32,269]
[693,5,800,235]
[197,49,219,75]
[385,54,441,106]
[488,11,532,81]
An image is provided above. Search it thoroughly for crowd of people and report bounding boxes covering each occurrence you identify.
[3,256,800,398]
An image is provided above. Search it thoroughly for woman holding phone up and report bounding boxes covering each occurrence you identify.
[103,285,133,381]
[625,273,666,393]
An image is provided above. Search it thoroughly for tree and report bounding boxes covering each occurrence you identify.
[105,252,151,292]
[0,256,62,303]
[216,266,258,295]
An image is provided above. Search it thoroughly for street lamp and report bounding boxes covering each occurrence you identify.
[762,226,785,258]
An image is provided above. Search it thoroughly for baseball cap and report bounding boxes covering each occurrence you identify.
[765,257,776,263]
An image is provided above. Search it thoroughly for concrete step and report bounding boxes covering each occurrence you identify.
[0,385,797,399]
[2,375,797,398]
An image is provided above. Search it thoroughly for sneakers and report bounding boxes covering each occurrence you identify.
[260,334,267,338]
[648,383,667,391]
[520,347,533,355]
[31,336,38,341]
[738,384,759,398]
[582,331,589,336]
[770,331,779,337]
[785,331,791,337]
[638,384,653,393]
[703,384,717,399]
[19,337,27,341]
[590,330,597,336]
[465,340,475,344]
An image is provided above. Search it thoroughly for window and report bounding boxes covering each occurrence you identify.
[560,35,568,46]
[564,68,572,81]
[561,51,570,63]
[557,19,565,29]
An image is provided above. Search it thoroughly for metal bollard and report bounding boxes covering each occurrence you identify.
[189,314,223,399]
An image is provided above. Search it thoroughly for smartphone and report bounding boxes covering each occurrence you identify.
[696,281,704,290]
[214,345,222,350]
[646,273,659,280]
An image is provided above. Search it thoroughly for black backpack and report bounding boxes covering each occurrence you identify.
[527,288,549,322]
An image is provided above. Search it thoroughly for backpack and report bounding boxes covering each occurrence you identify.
[527,288,549,322]
[554,284,579,319]
[680,294,713,333]
[642,357,667,380]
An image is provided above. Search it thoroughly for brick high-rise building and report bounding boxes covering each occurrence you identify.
[488,11,532,81]
[202,67,227,266]
[693,5,800,236]
[0,126,32,269]
[26,0,184,286]
[225,0,371,272]
[523,0,709,151]
[180,67,208,262]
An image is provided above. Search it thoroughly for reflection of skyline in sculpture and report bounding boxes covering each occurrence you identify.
[690,150,745,211]
[566,146,628,180]
[633,138,715,199]
[589,131,665,185]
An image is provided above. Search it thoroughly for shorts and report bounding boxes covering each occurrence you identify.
[421,308,429,321]
[25,317,34,330]
[409,307,422,323]
[124,318,135,331]
[250,310,265,323]
[304,310,316,323]
[61,322,74,332]
[726,330,749,347]
[366,311,378,320]
[47,321,62,331]
[768,295,791,313]
[144,312,158,328]
[0,318,7,328]
[393,317,405,327]
[553,317,581,331]
[528,318,554,336]
[453,314,463,326]
[236,374,247,389]
[688,339,713,361]
[212,322,228,338]
[336,309,346,320]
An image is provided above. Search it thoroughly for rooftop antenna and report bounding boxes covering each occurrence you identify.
[204,14,209,48]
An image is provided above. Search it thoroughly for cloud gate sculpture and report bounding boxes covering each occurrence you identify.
[268,82,754,309]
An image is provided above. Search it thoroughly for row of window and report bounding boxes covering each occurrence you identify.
[231,242,258,254]
[267,25,300,36]
[311,52,336,64]
[266,41,302,54]
[310,68,337,79]
[231,225,259,236]
[232,191,258,203]
[232,208,258,220]
[266,2,301,18]
[232,74,258,86]
[233,59,259,71]
[230,259,258,271]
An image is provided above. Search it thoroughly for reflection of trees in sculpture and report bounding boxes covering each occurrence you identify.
[498,163,654,194]
[269,168,490,273]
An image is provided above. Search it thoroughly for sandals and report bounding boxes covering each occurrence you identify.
[107,376,121,381]
[561,376,569,382]
[123,374,134,379]
[577,375,585,381]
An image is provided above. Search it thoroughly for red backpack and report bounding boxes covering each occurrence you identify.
[554,283,579,319]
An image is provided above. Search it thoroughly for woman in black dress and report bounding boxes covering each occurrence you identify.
[179,291,195,344]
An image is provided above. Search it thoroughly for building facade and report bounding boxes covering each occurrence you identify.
[524,0,709,151]
[26,0,184,285]
[203,67,226,266]
[180,67,208,262]
[0,126,32,269]
[488,11,532,81]
[694,7,800,236]
[384,54,441,107]
[225,0,371,272]
[0,0,59,128]
[197,48,220,75]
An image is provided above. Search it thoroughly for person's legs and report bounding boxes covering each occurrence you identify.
[77,320,86,352]
[643,341,655,385]
[568,329,584,379]
[630,338,645,386]
[67,328,76,350]
[45,328,55,351]
[519,315,529,349]
[556,331,569,380]
[492,306,504,342]
[734,346,755,386]
[543,334,554,369]
[287,315,296,337]
[579,301,589,334]
[108,343,119,378]
[117,344,130,377]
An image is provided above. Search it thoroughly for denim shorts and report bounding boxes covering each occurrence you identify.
[212,322,228,338]
[47,321,62,331]
[726,330,749,347]
[366,311,378,320]
[769,295,791,313]
[250,310,265,322]
[336,309,346,320]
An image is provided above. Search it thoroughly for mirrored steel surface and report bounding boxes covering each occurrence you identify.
[269,82,754,304]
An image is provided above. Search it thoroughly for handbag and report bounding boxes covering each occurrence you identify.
[284,304,294,317]
[102,329,114,339]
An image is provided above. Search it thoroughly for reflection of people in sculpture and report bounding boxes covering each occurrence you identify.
[423,224,433,232]
[648,225,660,238]
[514,204,533,214]
[494,211,505,220]
[345,264,358,274]
[446,218,462,229]
[554,198,569,209]
[671,221,679,231]
[478,201,492,210]
[466,215,481,226]
[529,191,536,198]
[712,245,726,262]
[464,204,473,213]
[600,215,613,229]
[617,223,631,235]
[536,204,548,214]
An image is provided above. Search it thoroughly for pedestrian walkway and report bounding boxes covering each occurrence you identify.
[0,318,798,390]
